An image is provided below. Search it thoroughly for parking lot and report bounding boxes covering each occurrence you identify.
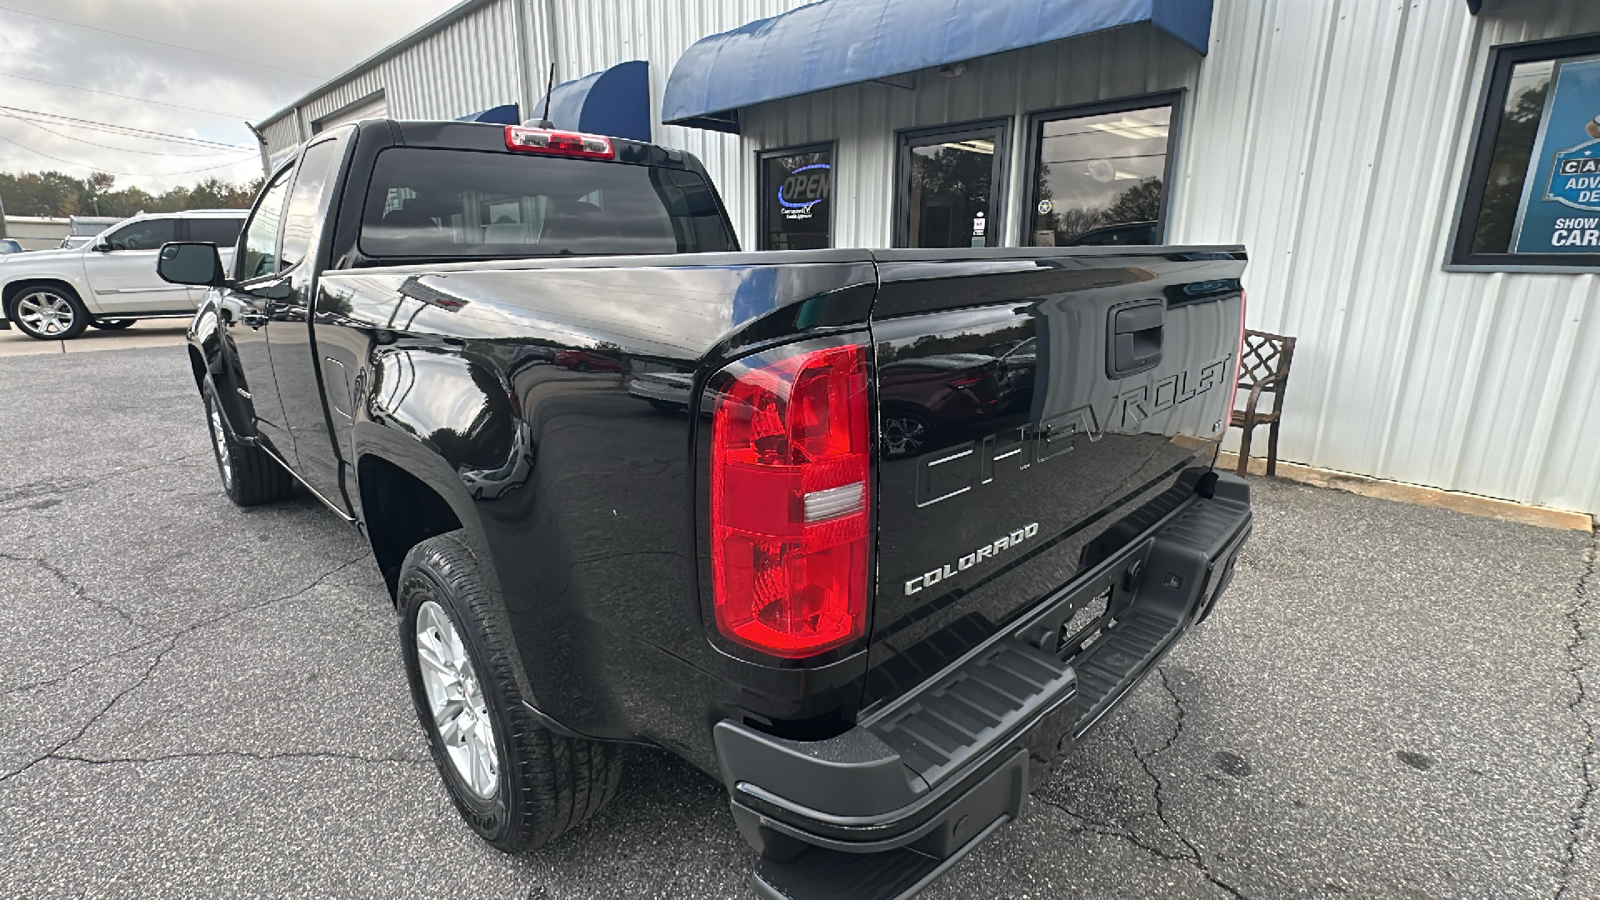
[0,336,1595,899]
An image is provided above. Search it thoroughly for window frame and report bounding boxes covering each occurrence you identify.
[1018,90,1185,249]
[235,162,297,284]
[279,137,345,272]
[756,141,837,251]
[1448,33,1600,272]
[893,118,1013,249]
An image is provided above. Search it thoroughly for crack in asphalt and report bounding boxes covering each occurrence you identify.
[1557,533,1599,900]
[51,749,429,768]
[0,453,205,515]
[1035,667,1251,900]
[0,555,369,785]
[0,551,150,636]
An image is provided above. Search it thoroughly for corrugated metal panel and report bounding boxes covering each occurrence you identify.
[544,0,810,247]
[738,0,1600,514]
[262,0,530,155]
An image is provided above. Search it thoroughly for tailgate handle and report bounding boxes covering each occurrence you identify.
[1107,300,1164,378]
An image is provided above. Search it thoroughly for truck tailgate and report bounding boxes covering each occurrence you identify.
[864,249,1246,708]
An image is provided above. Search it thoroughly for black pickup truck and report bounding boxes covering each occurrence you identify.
[157,119,1252,900]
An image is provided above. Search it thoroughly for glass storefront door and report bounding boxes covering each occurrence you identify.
[896,120,1010,248]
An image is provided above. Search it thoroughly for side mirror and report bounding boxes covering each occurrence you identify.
[157,242,226,287]
[91,242,111,252]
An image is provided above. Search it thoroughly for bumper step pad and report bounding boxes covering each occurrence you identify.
[871,640,1076,785]
[1069,608,1182,738]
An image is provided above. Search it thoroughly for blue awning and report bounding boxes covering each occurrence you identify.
[457,104,522,125]
[530,60,652,142]
[663,0,1214,132]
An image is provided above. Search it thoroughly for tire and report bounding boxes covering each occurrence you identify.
[201,379,294,506]
[91,319,137,331]
[397,531,625,852]
[10,285,89,340]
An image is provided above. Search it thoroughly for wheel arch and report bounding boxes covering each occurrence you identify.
[354,444,473,601]
[2,278,85,320]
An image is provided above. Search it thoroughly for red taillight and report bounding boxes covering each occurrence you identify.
[504,125,614,159]
[710,343,871,659]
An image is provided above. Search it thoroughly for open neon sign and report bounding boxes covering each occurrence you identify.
[778,163,831,219]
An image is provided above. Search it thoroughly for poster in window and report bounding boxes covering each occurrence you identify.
[1513,55,1600,253]
[761,148,832,251]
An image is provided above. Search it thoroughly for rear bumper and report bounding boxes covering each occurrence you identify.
[715,474,1253,900]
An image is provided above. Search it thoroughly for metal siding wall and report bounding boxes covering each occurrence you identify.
[253,0,1599,513]
[738,25,1203,251]
[544,0,809,248]
[262,0,529,150]
[740,0,1600,514]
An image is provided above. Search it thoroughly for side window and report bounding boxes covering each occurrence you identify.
[1025,100,1176,247]
[280,140,342,270]
[1451,36,1600,268]
[104,218,178,251]
[187,217,244,248]
[240,170,293,280]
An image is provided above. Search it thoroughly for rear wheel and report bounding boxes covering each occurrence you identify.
[11,286,89,340]
[398,531,625,851]
[202,379,293,506]
[91,319,136,331]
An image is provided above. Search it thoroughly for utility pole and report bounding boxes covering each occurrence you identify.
[0,191,7,239]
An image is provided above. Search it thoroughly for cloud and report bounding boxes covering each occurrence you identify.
[0,0,459,193]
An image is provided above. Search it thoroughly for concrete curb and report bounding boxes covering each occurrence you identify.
[1219,451,1595,533]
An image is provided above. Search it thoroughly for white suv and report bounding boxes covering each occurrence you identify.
[0,209,246,340]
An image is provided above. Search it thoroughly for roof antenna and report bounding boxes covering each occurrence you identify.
[535,62,556,129]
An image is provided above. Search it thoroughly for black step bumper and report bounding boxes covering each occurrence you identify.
[714,474,1253,900]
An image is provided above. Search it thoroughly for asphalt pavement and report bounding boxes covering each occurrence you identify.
[1,341,1596,899]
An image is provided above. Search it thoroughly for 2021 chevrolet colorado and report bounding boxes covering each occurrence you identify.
[157,118,1252,900]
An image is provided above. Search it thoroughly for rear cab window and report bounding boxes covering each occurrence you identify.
[357,147,736,260]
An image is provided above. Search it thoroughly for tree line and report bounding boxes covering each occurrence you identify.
[0,170,263,219]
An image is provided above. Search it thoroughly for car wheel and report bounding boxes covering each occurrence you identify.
[882,412,930,457]
[398,530,625,851]
[202,379,294,506]
[91,319,137,331]
[11,286,89,340]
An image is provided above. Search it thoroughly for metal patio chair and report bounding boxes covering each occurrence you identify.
[1232,329,1296,477]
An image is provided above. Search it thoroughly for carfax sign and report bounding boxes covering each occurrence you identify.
[1514,55,1600,253]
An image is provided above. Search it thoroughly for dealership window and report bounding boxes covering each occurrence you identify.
[758,143,834,250]
[1024,95,1179,247]
[1452,35,1600,269]
[895,120,1010,249]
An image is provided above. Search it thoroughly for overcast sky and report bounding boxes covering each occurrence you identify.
[0,0,459,192]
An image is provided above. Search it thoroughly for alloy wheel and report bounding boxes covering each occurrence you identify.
[208,404,233,488]
[415,600,500,800]
[15,291,75,337]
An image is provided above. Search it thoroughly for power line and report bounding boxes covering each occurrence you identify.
[0,3,326,80]
[0,70,250,120]
[0,109,247,158]
[0,106,253,151]
[0,130,256,178]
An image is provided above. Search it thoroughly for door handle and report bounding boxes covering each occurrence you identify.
[240,311,268,329]
[1106,300,1164,378]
